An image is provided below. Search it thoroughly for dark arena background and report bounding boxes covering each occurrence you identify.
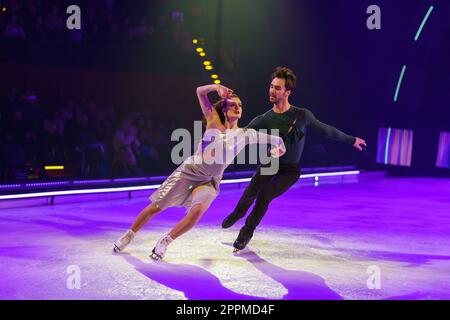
[0,0,449,305]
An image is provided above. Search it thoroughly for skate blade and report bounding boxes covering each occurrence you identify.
[150,249,163,261]
[150,254,162,261]
[113,245,122,253]
[233,247,249,254]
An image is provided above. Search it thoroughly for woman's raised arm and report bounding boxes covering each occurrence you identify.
[196,84,233,122]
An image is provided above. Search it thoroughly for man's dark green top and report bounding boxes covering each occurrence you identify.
[246,106,356,165]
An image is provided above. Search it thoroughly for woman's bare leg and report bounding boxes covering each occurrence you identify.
[114,203,163,252]
[131,203,162,233]
[151,206,208,261]
[168,203,208,240]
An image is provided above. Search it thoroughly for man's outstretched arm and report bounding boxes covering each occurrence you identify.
[306,109,367,151]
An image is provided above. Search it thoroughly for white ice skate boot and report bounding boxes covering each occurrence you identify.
[150,234,173,261]
[113,229,135,252]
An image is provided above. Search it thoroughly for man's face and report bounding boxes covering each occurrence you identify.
[269,77,290,103]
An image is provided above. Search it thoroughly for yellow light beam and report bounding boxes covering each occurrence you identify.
[45,166,65,170]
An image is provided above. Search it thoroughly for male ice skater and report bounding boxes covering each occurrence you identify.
[222,66,367,251]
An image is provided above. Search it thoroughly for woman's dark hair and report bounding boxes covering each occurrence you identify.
[271,66,297,91]
[202,94,240,127]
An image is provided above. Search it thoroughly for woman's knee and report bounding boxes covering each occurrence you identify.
[146,203,162,217]
[187,204,208,221]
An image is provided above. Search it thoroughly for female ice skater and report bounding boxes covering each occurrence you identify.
[113,84,286,260]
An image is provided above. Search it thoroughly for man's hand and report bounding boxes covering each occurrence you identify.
[270,145,286,158]
[353,137,367,151]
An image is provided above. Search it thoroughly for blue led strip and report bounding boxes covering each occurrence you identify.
[384,127,392,164]
[415,6,434,42]
[394,65,407,102]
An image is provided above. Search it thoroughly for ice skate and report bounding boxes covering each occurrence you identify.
[233,237,252,253]
[233,226,253,253]
[113,229,135,253]
[150,234,173,261]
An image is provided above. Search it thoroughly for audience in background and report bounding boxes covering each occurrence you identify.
[0,0,197,73]
[0,88,182,180]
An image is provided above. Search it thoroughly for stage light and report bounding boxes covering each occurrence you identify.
[205,65,213,70]
[0,170,360,200]
[203,61,211,66]
[376,127,413,166]
[394,65,407,102]
[196,48,204,53]
[45,166,65,170]
[192,39,198,44]
[199,52,206,57]
[214,80,221,84]
[1,7,6,13]
[436,131,450,169]
[211,74,219,79]
[415,6,434,42]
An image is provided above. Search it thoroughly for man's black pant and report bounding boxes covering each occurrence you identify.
[234,163,301,234]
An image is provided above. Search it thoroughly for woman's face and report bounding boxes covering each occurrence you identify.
[224,97,242,120]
